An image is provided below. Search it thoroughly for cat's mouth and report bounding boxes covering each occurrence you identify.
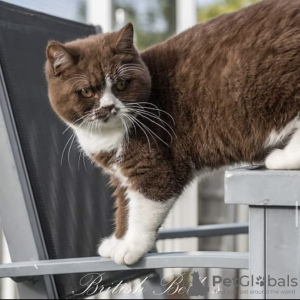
[85,107,120,123]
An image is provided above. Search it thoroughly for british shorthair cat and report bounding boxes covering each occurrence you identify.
[45,0,300,265]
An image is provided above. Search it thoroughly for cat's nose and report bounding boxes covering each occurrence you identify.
[102,104,119,116]
[102,104,115,111]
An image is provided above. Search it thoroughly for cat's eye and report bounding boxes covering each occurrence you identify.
[115,80,128,91]
[79,88,94,98]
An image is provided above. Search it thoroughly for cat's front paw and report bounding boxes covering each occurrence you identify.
[111,239,149,265]
[98,235,121,258]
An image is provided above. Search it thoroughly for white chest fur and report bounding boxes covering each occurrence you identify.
[73,126,125,156]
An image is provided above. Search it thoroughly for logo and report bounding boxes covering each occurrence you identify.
[213,275,298,288]
[72,273,147,297]
[256,276,265,287]
[73,273,298,297]
[188,271,209,297]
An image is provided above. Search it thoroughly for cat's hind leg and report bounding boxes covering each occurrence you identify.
[265,119,300,170]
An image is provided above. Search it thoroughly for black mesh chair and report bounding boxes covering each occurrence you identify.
[0,2,156,298]
[0,2,248,299]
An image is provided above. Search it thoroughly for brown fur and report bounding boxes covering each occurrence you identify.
[110,177,128,238]
[46,0,300,239]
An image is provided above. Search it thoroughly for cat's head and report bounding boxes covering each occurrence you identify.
[45,23,151,131]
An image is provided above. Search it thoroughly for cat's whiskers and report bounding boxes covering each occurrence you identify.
[125,104,176,138]
[62,125,72,135]
[123,113,153,152]
[90,117,95,133]
[126,103,176,125]
[122,108,169,148]
[125,105,168,125]
[82,151,88,172]
[78,150,82,171]
[125,108,177,138]
[67,119,90,170]
[96,119,103,135]
[67,134,76,170]
[128,110,174,142]
[87,120,93,134]
[63,76,92,169]
[132,116,163,148]
[73,114,89,124]
[120,118,129,145]
[61,133,75,167]
[76,145,88,172]
[122,113,137,134]
[66,100,172,158]
[72,107,100,128]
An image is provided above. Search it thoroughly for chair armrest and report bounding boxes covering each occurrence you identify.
[0,251,249,279]
[157,223,248,240]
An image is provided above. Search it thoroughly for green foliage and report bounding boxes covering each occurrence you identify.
[198,0,262,22]
[113,0,176,50]
[134,0,175,50]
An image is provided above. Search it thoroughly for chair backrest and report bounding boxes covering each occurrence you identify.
[0,2,150,298]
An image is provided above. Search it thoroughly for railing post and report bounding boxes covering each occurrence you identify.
[249,207,266,299]
[225,167,300,299]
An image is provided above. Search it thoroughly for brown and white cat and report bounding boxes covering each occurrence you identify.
[45,0,300,265]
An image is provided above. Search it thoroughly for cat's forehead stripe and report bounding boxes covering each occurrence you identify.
[100,78,117,108]
[90,73,100,86]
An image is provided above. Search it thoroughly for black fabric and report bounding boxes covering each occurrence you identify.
[0,2,152,298]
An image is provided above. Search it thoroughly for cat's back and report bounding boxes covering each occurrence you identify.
[142,0,300,165]
[144,0,300,70]
[176,0,300,61]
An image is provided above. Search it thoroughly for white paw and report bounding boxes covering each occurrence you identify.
[98,235,121,258]
[265,149,300,170]
[111,239,149,265]
[265,149,285,170]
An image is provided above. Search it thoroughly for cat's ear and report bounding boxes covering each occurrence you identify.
[115,22,134,53]
[46,41,79,75]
